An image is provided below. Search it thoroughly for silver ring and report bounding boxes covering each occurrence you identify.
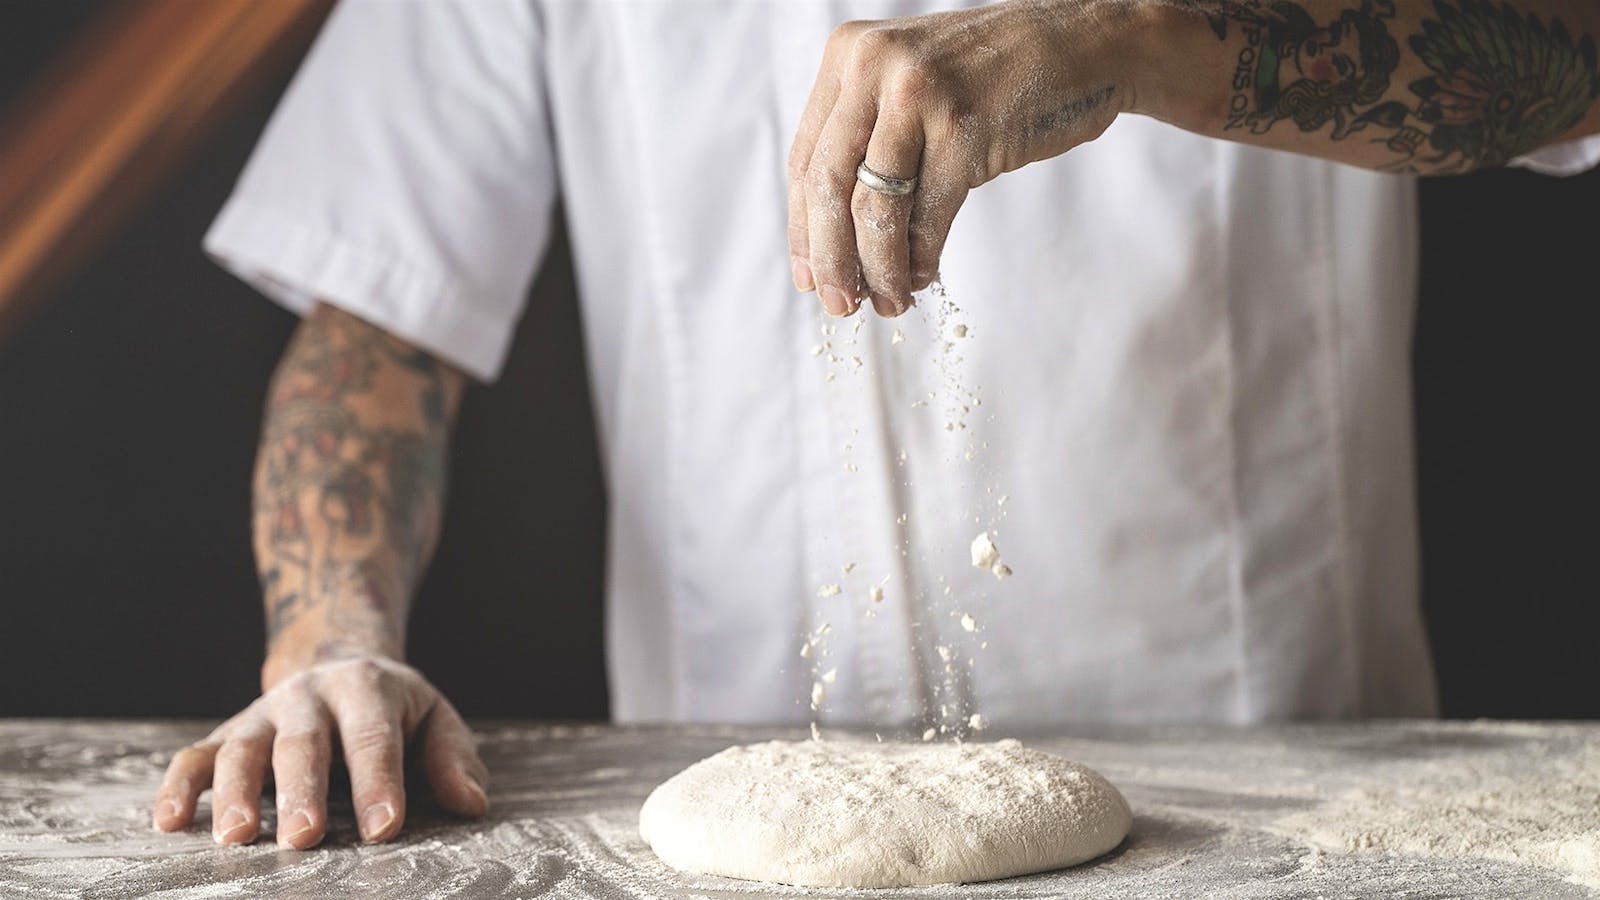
[856,162,916,197]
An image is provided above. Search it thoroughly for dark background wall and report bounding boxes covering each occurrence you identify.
[2,3,1595,721]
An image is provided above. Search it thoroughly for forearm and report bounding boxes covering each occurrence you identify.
[253,303,464,689]
[1129,0,1600,173]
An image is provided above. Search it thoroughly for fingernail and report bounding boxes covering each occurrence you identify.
[792,257,815,293]
[152,799,180,830]
[463,774,489,812]
[361,802,396,841]
[278,810,316,848]
[214,806,254,844]
[821,285,850,317]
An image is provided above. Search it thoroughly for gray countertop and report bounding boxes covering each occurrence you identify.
[1,719,1596,899]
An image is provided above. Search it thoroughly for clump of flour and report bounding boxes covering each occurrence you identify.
[969,531,1013,579]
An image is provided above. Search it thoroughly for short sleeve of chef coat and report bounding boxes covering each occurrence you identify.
[1511,133,1600,177]
[203,0,553,382]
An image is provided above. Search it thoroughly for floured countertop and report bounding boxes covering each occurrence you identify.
[0,719,1595,898]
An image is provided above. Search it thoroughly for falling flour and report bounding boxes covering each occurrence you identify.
[638,739,1130,888]
[969,531,1013,579]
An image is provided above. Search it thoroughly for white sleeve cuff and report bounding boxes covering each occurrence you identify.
[204,202,517,382]
[1509,133,1600,177]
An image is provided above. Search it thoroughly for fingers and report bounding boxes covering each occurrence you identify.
[805,88,877,318]
[419,697,490,818]
[209,723,273,845]
[907,141,970,292]
[795,23,948,318]
[854,95,924,316]
[269,689,333,849]
[153,657,475,850]
[152,741,218,832]
[788,20,871,292]
[327,661,407,843]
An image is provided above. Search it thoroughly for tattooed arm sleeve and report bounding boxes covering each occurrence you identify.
[253,303,466,688]
[1136,0,1600,173]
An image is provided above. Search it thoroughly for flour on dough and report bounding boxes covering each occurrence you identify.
[638,739,1131,888]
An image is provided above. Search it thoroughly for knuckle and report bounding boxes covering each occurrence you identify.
[828,19,873,53]
[925,106,966,146]
[323,657,393,695]
[273,728,326,756]
[786,145,811,181]
[273,668,315,694]
[341,721,400,755]
[848,27,897,73]
[167,745,213,777]
[881,62,934,112]
[217,735,266,765]
[806,165,851,206]
[346,658,388,685]
[265,682,315,717]
[853,202,898,240]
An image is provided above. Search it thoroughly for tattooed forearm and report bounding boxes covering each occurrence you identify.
[253,304,463,664]
[1181,0,1600,172]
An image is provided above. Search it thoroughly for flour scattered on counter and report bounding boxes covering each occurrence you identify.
[1271,729,1600,889]
[816,583,841,598]
[960,613,977,633]
[891,329,905,345]
[869,586,884,603]
[952,324,968,338]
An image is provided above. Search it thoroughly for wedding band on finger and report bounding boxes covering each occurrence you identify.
[856,162,916,197]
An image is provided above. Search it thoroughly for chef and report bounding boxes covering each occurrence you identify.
[150,0,1600,850]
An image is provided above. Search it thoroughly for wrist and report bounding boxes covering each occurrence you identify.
[262,633,402,691]
[1118,0,1235,130]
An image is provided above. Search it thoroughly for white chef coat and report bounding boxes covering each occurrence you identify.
[205,0,1600,726]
